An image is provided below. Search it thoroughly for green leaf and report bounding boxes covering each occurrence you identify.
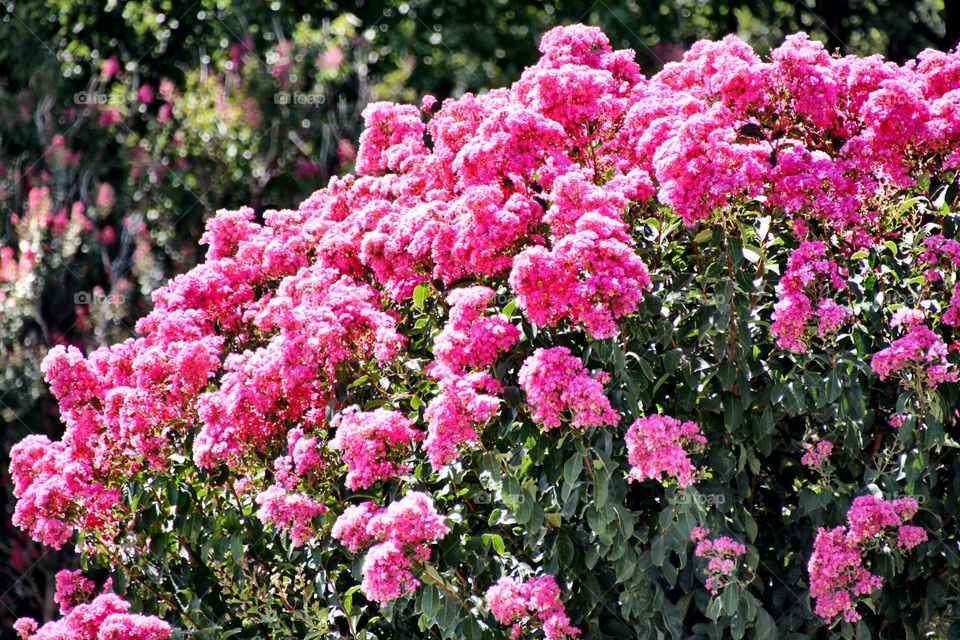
[720,587,739,617]
[694,228,714,244]
[412,283,429,309]
[649,535,666,567]
[420,584,439,619]
[490,534,505,556]
[563,454,583,487]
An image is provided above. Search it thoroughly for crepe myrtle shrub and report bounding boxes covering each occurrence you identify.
[9,24,960,640]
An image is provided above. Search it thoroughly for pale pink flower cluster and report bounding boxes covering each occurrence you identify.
[690,527,747,595]
[809,495,926,622]
[331,492,449,605]
[518,347,619,431]
[15,573,170,640]
[330,502,379,552]
[872,312,957,389]
[330,407,422,490]
[770,241,850,352]
[801,440,834,469]
[625,414,706,487]
[485,574,580,640]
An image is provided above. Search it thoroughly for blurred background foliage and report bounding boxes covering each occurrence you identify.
[0,0,956,636]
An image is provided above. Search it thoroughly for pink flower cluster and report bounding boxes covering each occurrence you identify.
[10,310,221,547]
[424,286,520,469]
[808,495,926,622]
[509,226,652,340]
[9,24,960,634]
[625,414,706,487]
[518,347,619,431]
[272,427,325,489]
[54,569,97,614]
[15,572,170,640]
[331,492,449,605]
[920,235,960,327]
[690,527,747,595]
[872,311,957,389]
[801,440,834,469]
[254,483,326,547]
[195,264,404,468]
[424,368,502,468]
[9,435,121,549]
[485,574,580,640]
[619,32,960,234]
[422,286,520,467]
[16,26,960,556]
[330,407,422,490]
[770,241,850,353]
[433,286,520,373]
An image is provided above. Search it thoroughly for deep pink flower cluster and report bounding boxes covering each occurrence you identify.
[808,495,926,622]
[770,241,850,352]
[801,440,834,469]
[415,287,517,468]
[620,32,960,234]
[485,574,580,640]
[943,284,960,327]
[195,264,405,469]
[331,492,449,605]
[15,574,170,640]
[920,234,960,273]
[355,102,428,176]
[9,313,221,548]
[330,407,422,490]
[872,312,957,388]
[690,527,747,595]
[625,414,706,487]
[518,347,619,431]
